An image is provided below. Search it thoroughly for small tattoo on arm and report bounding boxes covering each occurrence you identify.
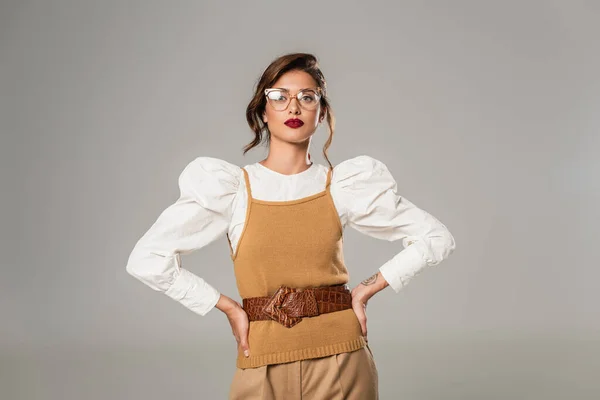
[361,273,378,286]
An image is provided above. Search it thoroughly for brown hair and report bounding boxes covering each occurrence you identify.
[244,52,336,169]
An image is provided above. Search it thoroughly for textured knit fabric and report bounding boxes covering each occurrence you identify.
[229,165,366,369]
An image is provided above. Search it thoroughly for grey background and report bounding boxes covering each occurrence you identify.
[2,0,599,399]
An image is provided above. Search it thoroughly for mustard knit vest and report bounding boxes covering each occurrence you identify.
[227,165,367,369]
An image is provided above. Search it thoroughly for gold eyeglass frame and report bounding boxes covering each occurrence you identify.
[264,87,323,111]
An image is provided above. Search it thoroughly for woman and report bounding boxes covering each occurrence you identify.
[126,52,456,399]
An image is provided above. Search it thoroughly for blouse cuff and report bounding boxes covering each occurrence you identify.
[164,268,221,316]
[378,242,429,293]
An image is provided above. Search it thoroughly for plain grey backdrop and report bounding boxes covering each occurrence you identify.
[2,1,599,399]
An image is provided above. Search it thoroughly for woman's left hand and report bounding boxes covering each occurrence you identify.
[351,284,374,343]
[351,272,389,343]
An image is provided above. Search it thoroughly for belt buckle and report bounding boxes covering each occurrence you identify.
[262,285,319,328]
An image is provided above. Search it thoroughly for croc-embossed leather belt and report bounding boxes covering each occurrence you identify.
[242,284,353,328]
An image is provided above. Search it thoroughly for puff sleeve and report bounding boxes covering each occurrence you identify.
[330,155,456,293]
[125,157,241,316]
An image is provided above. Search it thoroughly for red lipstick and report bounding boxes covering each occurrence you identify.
[284,118,304,128]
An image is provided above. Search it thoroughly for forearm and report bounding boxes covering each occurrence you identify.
[359,271,389,297]
[215,293,243,315]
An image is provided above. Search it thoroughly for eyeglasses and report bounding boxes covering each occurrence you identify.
[264,88,322,111]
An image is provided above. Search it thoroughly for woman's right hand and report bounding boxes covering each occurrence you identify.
[216,294,251,357]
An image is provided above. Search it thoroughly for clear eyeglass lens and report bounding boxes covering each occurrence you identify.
[266,89,320,110]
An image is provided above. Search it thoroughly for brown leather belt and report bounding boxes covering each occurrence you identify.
[243,284,353,328]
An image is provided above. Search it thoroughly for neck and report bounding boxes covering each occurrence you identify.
[260,137,312,175]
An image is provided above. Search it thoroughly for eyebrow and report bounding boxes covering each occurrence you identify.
[273,87,317,91]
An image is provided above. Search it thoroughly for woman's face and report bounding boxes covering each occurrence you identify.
[262,70,324,144]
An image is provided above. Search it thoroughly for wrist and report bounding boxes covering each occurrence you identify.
[360,271,388,294]
[376,271,390,290]
[215,294,242,315]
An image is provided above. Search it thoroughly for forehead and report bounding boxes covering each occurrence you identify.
[272,70,318,90]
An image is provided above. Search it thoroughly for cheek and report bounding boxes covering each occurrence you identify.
[264,108,277,123]
[306,111,320,124]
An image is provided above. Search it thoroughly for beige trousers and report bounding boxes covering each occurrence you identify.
[229,345,379,400]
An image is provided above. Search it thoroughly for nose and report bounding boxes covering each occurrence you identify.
[288,97,301,114]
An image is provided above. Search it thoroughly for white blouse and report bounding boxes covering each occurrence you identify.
[126,155,456,316]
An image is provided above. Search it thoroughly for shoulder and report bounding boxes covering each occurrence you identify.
[178,156,242,200]
[331,155,395,190]
[330,156,404,219]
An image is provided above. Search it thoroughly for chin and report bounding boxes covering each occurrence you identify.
[273,128,314,142]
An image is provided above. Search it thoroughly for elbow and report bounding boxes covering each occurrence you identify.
[125,248,145,279]
[125,257,149,284]
[125,259,142,279]
[446,230,456,255]
[437,230,456,262]
[425,230,456,265]
[125,249,173,292]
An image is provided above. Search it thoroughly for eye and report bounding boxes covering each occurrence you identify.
[300,91,317,102]
[267,90,288,102]
[300,91,316,103]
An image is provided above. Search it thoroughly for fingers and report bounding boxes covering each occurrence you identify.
[355,307,368,342]
[350,288,369,341]
[239,334,250,357]
[361,318,368,342]
[239,316,250,358]
[229,307,251,358]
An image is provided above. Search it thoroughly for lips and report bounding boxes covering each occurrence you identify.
[285,119,304,128]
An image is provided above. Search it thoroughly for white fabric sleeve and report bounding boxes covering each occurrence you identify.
[125,156,241,315]
[330,155,456,293]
